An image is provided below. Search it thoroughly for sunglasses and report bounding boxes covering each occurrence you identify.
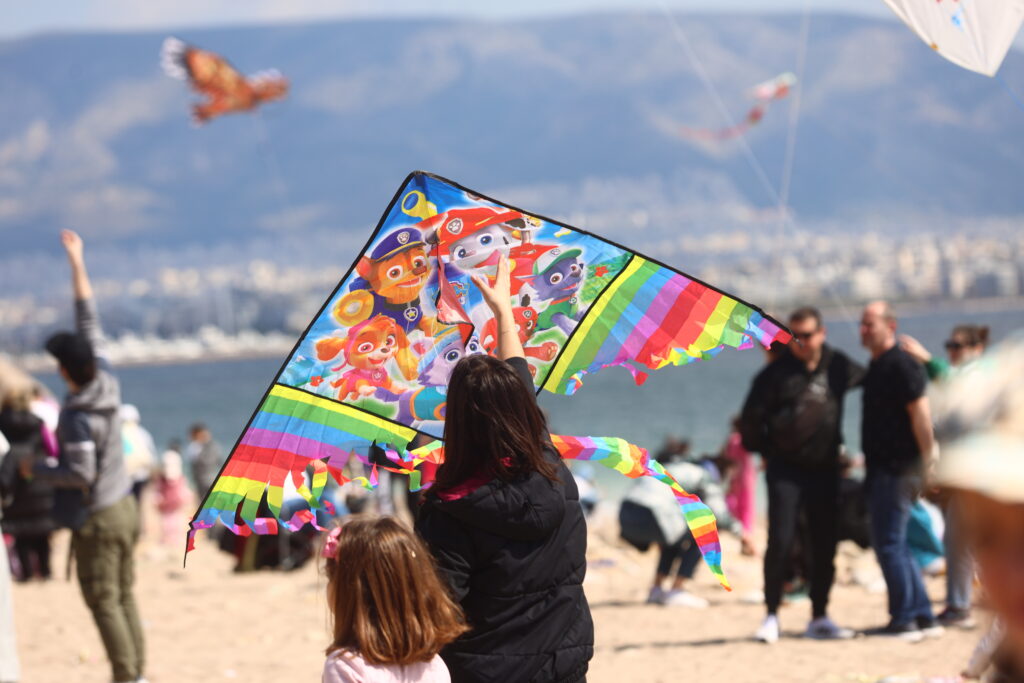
[792,330,820,341]
[945,340,965,351]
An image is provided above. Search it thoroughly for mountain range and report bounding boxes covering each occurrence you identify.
[1,11,1023,293]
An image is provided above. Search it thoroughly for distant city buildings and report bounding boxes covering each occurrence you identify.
[2,223,1022,365]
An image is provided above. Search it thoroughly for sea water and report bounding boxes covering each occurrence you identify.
[35,304,1024,503]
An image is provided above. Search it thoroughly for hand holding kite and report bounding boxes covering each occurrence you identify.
[472,255,524,361]
[471,254,513,316]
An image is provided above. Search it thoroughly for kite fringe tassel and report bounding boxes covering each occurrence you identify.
[539,255,789,397]
[185,391,732,588]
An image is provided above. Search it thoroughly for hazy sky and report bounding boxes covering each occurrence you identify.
[3,0,892,38]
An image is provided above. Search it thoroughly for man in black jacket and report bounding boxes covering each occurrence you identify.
[739,307,864,643]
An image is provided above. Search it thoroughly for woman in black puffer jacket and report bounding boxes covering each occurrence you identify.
[416,256,593,683]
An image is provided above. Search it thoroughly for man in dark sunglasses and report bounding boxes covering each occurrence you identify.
[740,307,864,644]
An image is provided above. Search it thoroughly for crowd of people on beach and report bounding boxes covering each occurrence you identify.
[616,301,1022,681]
[1,232,1023,683]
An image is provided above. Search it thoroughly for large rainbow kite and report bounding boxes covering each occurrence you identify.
[188,172,790,588]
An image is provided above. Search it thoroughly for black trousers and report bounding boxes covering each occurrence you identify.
[13,533,51,580]
[764,460,840,618]
[657,530,703,579]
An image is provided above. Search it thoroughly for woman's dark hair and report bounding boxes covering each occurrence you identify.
[951,324,990,349]
[435,355,558,490]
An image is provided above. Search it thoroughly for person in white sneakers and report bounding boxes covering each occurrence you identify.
[740,308,862,643]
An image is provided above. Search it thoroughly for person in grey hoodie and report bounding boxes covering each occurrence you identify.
[31,230,145,683]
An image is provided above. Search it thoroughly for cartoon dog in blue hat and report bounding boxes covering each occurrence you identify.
[332,227,435,335]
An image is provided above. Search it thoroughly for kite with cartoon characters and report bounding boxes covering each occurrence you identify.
[188,171,791,588]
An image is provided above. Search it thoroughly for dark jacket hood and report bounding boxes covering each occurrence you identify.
[429,468,567,542]
[0,409,42,442]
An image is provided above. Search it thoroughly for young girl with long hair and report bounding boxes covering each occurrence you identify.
[415,256,593,683]
[322,516,467,683]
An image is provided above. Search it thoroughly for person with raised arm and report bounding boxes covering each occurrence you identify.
[31,230,145,683]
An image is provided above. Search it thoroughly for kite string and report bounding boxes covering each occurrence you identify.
[656,2,781,206]
[657,2,862,327]
[769,1,812,311]
[997,72,1024,113]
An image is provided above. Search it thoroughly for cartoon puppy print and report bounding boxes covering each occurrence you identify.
[332,227,434,335]
[419,206,533,324]
[479,306,559,364]
[431,207,526,276]
[390,325,484,429]
[313,315,418,402]
[522,247,586,336]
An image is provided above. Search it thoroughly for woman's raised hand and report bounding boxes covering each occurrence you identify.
[472,255,523,360]
[471,255,513,317]
[61,229,84,263]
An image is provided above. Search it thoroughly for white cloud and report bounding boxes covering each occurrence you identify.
[58,78,179,182]
[0,120,50,166]
[0,79,176,232]
[256,203,332,232]
[0,120,52,188]
[62,184,162,236]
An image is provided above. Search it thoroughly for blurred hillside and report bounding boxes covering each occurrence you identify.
[2,12,1023,354]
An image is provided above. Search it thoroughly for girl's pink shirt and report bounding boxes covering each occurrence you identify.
[322,651,450,683]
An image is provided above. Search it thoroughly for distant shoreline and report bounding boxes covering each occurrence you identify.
[15,340,295,375]
[818,295,1024,322]
[13,295,1024,375]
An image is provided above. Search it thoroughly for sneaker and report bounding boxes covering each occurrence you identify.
[662,589,709,608]
[755,615,780,644]
[805,616,855,640]
[863,621,924,643]
[916,616,946,639]
[937,607,977,630]
[646,586,666,605]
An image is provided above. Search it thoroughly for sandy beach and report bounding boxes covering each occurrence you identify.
[12,508,981,683]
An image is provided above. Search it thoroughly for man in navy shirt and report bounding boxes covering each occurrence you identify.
[860,301,940,643]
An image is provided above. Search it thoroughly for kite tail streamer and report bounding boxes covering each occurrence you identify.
[188,415,732,588]
[411,435,732,590]
[550,435,731,590]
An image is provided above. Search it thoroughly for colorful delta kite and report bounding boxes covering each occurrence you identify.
[161,37,289,123]
[882,0,1024,77]
[681,72,797,141]
[187,172,791,588]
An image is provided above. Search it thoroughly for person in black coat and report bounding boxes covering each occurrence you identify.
[416,255,593,683]
[0,401,55,581]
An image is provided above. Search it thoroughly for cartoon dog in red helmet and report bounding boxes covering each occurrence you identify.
[418,206,540,324]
